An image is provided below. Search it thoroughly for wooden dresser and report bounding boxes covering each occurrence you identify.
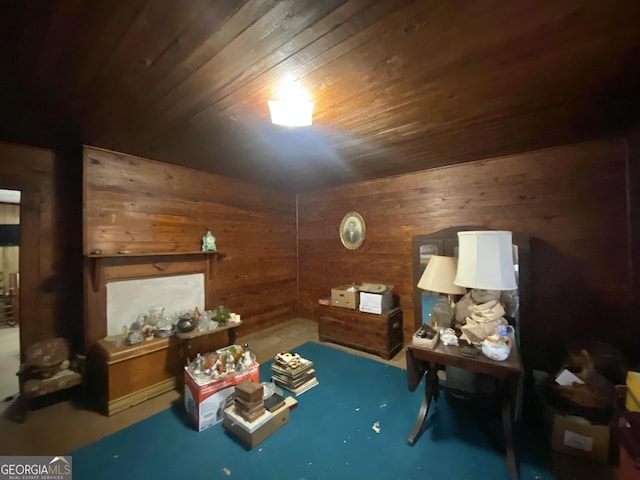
[318,306,403,359]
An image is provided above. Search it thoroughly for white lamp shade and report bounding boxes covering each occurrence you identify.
[268,99,314,127]
[418,255,467,295]
[453,231,517,290]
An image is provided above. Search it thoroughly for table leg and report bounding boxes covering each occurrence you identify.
[406,348,427,392]
[182,340,192,366]
[408,365,438,446]
[501,384,519,480]
[229,326,238,344]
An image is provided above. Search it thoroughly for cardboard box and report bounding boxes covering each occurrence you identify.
[331,285,359,309]
[626,371,640,412]
[359,290,393,314]
[545,406,610,463]
[184,362,260,432]
[619,440,640,480]
[223,396,297,448]
[412,331,438,349]
[225,406,273,433]
[618,412,640,480]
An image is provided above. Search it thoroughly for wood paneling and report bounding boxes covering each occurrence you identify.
[628,126,640,318]
[298,137,633,368]
[83,146,297,351]
[0,142,83,355]
[1,1,638,192]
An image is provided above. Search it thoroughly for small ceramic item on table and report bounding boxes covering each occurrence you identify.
[193,353,204,375]
[176,315,196,333]
[440,328,459,346]
[154,316,174,337]
[125,330,143,346]
[142,324,154,341]
[481,325,512,361]
[215,305,229,326]
[242,343,253,367]
[147,307,164,326]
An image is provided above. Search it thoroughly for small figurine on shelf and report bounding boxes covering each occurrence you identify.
[202,230,217,252]
[225,351,235,373]
[242,343,253,367]
[125,315,145,345]
[193,307,201,329]
[193,353,204,375]
[142,324,154,341]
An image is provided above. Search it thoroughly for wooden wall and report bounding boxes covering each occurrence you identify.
[629,126,640,321]
[0,142,83,354]
[82,147,297,350]
[298,137,634,369]
[5,133,637,369]
[0,203,20,276]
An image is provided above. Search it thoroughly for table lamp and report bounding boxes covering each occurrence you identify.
[453,230,517,291]
[453,230,518,346]
[417,255,467,329]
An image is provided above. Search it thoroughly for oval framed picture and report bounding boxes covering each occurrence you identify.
[339,212,366,250]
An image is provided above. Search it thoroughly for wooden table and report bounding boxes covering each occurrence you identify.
[406,340,523,480]
[175,321,243,362]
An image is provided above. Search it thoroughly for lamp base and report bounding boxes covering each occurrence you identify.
[430,295,454,331]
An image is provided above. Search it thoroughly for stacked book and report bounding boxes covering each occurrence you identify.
[271,352,318,396]
[233,380,266,422]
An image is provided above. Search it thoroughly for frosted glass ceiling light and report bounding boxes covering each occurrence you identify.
[268,79,314,127]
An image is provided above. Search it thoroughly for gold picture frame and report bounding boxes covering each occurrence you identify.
[340,212,366,250]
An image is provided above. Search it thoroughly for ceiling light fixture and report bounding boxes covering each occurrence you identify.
[268,78,314,127]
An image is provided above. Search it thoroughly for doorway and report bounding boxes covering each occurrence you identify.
[0,188,20,400]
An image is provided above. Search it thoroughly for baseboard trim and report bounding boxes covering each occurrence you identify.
[108,377,177,416]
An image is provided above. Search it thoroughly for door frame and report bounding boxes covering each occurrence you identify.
[0,176,41,357]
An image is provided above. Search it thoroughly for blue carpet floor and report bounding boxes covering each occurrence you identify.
[70,342,554,479]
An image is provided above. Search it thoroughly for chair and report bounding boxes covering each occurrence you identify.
[13,338,83,422]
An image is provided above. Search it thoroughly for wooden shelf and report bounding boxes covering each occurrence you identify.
[87,251,225,258]
[86,251,226,292]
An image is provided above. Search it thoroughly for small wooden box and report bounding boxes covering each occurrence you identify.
[235,380,263,403]
[318,306,403,359]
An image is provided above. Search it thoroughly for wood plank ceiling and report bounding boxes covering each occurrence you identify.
[1,0,639,192]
